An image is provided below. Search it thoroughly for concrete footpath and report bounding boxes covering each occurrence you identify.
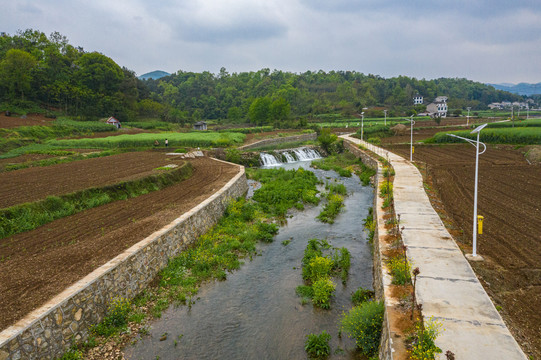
[341,135,527,360]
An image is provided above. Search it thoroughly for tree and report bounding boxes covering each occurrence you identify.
[270,97,290,121]
[317,128,338,154]
[248,97,271,125]
[0,49,37,100]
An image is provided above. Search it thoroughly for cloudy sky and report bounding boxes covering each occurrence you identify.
[2,0,541,84]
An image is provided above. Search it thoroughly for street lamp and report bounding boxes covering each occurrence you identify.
[447,123,488,258]
[384,109,387,126]
[466,107,471,126]
[405,115,415,162]
[360,112,365,140]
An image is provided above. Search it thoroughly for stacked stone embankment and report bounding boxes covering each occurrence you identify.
[0,159,248,360]
[238,132,316,150]
[342,135,527,360]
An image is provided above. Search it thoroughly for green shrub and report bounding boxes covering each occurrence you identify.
[58,349,83,360]
[340,300,385,356]
[317,194,344,224]
[307,256,334,281]
[379,181,393,197]
[388,255,411,285]
[91,298,132,337]
[352,287,375,305]
[410,319,442,360]
[312,277,336,309]
[305,331,332,359]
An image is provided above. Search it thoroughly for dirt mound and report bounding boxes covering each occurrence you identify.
[0,157,240,331]
[525,146,541,164]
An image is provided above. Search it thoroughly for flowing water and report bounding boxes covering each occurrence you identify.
[259,147,322,166]
[125,159,374,360]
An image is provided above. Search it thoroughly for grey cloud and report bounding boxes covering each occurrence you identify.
[176,19,287,44]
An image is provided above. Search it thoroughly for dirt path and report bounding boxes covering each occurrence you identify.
[0,151,185,208]
[0,157,239,331]
[385,143,541,358]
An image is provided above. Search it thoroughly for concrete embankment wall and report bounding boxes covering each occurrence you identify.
[238,132,316,150]
[0,160,248,360]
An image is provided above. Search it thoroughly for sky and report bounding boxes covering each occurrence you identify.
[2,0,541,84]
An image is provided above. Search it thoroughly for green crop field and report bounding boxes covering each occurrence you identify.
[433,126,541,145]
[46,132,246,149]
[485,118,541,128]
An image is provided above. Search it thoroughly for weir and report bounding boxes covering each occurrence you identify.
[259,147,321,166]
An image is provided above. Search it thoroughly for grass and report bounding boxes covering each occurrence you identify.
[317,193,344,224]
[432,127,541,145]
[0,163,193,239]
[305,331,332,359]
[297,238,351,308]
[340,300,385,357]
[46,131,247,149]
[248,167,321,217]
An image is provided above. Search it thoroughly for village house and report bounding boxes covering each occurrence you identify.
[426,96,448,118]
[193,121,207,131]
[413,95,424,105]
[106,116,121,128]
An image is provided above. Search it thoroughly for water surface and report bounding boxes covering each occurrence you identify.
[125,160,374,359]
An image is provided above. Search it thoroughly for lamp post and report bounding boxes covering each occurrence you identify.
[466,107,471,126]
[384,109,387,126]
[360,111,365,141]
[405,115,415,161]
[447,123,488,258]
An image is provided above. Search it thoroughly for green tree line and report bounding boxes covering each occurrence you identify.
[0,29,524,125]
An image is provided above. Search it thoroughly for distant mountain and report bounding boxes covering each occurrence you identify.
[138,70,170,80]
[487,82,541,96]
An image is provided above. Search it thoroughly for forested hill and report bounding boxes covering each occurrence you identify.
[146,69,523,123]
[0,29,523,125]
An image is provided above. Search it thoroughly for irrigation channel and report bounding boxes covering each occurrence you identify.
[125,153,374,359]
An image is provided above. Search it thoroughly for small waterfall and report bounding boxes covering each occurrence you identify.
[260,153,282,166]
[283,152,296,163]
[260,148,321,166]
[293,147,321,161]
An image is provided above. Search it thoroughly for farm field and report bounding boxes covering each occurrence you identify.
[0,151,185,208]
[384,143,541,358]
[0,156,240,331]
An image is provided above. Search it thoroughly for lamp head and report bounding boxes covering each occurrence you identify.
[471,123,488,134]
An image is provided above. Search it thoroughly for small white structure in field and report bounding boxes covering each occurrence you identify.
[106,116,121,128]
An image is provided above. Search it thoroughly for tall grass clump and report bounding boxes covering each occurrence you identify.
[297,238,351,308]
[340,300,385,357]
[305,331,332,359]
[250,167,320,217]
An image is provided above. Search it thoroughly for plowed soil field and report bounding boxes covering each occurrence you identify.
[385,143,541,358]
[0,156,240,331]
[0,151,185,208]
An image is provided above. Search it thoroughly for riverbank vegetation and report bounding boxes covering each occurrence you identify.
[296,238,351,309]
[67,166,322,356]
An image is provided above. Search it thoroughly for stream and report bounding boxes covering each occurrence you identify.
[124,159,374,359]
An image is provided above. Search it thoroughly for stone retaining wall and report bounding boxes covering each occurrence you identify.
[238,132,316,150]
[0,159,248,360]
[344,139,394,359]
